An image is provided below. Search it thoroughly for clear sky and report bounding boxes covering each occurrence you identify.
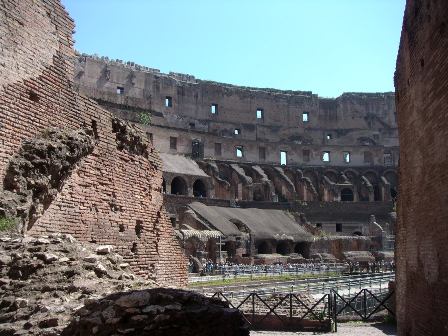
[61,0,406,98]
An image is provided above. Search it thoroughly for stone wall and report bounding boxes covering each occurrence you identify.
[74,56,399,167]
[395,0,448,334]
[310,236,371,260]
[0,0,187,286]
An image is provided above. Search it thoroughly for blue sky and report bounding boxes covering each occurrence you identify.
[62,0,405,98]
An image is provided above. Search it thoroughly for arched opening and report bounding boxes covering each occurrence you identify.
[257,241,271,254]
[253,188,264,202]
[390,187,398,200]
[340,188,354,202]
[294,242,310,258]
[224,241,236,259]
[162,178,166,193]
[324,171,338,183]
[193,179,207,198]
[373,185,381,201]
[171,176,188,195]
[276,241,291,255]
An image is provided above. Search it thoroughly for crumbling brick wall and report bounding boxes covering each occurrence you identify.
[0,0,187,286]
[395,0,448,334]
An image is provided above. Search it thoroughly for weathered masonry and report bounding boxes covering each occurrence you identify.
[0,0,187,286]
[395,0,448,334]
[74,54,398,263]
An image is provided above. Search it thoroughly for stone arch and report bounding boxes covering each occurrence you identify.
[324,169,339,183]
[193,179,207,198]
[340,188,354,201]
[276,241,292,255]
[343,169,359,182]
[257,241,271,254]
[294,242,310,258]
[383,170,398,200]
[162,178,166,193]
[384,170,398,186]
[184,236,201,259]
[303,170,319,198]
[364,170,381,201]
[230,219,250,234]
[171,176,188,195]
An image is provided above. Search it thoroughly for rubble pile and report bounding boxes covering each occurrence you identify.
[61,288,249,336]
[0,233,153,335]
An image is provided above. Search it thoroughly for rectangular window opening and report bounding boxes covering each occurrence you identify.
[146,132,153,142]
[211,104,218,114]
[280,151,287,166]
[214,143,222,156]
[259,147,266,161]
[303,149,310,162]
[235,146,243,158]
[234,128,241,135]
[302,112,309,122]
[326,133,332,140]
[256,108,264,120]
[343,151,350,163]
[116,86,124,95]
[165,96,173,107]
[384,152,393,166]
[170,136,177,150]
[336,223,342,232]
[322,151,330,162]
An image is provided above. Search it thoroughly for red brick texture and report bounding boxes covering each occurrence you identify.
[0,0,187,286]
[395,0,448,334]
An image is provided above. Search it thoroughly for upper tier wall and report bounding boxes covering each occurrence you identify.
[74,55,399,154]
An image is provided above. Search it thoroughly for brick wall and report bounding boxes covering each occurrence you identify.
[0,0,187,286]
[395,0,448,334]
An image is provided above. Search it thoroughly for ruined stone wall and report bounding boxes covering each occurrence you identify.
[395,0,448,334]
[0,0,187,286]
[310,236,371,260]
[75,56,399,167]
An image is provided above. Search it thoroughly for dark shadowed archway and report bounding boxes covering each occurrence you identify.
[276,241,292,255]
[162,178,166,193]
[171,176,188,195]
[294,242,310,259]
[257,241,271,254]
[193,179,207,197]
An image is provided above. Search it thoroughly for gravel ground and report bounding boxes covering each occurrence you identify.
[251,322,397,336]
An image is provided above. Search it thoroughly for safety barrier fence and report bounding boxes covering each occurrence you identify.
[209,287,395,332]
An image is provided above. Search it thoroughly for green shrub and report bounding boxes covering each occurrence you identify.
[0,217,16,232]
[138,111,151,125]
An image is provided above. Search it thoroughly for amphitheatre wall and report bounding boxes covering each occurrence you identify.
[75,56,399,167]
[395,0,448,334]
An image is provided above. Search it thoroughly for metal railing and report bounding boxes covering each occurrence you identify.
[197,272,395,297]
[331,288,395,331]
[211,291,332,331]
[209,287,395,332]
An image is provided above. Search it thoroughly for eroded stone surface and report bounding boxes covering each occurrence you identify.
[0,233,153,336]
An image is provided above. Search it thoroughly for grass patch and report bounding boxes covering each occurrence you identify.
[0,217,16,232]
[188,271,341,288]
